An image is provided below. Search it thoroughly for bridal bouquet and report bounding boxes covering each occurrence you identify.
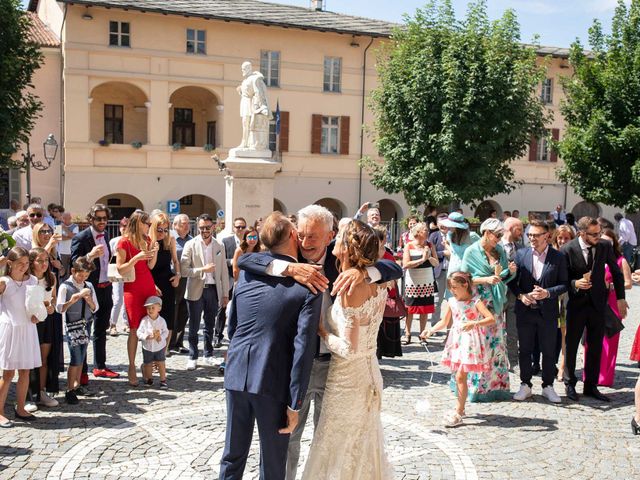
[0,231,15,256]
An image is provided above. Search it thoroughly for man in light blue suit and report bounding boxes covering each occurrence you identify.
[219,212,322,480]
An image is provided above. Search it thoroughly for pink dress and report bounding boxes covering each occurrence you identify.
[584,256,623,387]
[441,296,491,373]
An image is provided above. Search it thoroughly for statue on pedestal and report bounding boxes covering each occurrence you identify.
[236,61,271,152]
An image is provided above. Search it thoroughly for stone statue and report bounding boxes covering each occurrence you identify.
[236,61,271,151]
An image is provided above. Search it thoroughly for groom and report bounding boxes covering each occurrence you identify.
[219,213,323,480]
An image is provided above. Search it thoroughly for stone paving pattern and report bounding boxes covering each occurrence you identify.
[2,287,640,479]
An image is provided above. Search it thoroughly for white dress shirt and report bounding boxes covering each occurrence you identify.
[531,245,549,281]
[618,218,637,246]
[91,227,110,284]
[200,237,215,284]
[137,314,169,352]
[578,236,594,266]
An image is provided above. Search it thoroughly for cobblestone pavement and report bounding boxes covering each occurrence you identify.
[3,287,640,479]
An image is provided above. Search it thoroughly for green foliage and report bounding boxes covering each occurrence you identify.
[0,0,44,169]
[558,0,640,211]
[366,0,548,207]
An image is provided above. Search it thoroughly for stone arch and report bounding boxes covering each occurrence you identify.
[96,193,144,220]
[169,86,221,147]
[178,194,221,220]
[475,200,501,222]
[314,197,346,219]
[90,82,149,144]
[571,201,601,220]
[376,198,403,222]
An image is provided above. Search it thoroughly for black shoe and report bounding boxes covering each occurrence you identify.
[169,347,180,355]
[633,417,640,435]
[178,347,189,354]
[14,407,37,421]
[214,340,223,349]
[74,386,95,397]
[565,385,579,401]
[159,380,168,389]
[144,378,153,387]
[583,386,610,402]
[65,390,79,405]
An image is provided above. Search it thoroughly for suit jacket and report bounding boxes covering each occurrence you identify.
[180,235,230,304]
[237,241,402,299]
[224,254,322,410]
[561,237,625,311]
[508,246,568,320]
[222,235,238,289]
[71,227,111,286]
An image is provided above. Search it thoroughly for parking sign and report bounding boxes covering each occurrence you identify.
[167,200,180,214]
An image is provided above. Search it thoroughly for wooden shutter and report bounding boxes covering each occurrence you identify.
[528,135,537,162]
[550,128,560,162]
[279,111,289,152]
[339,115,350,155]
[311,114,322,154]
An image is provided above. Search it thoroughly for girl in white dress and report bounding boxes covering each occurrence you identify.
[0,247,42,427]
[302,220,394,480]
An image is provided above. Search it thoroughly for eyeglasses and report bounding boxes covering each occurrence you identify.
[246,235,258,240]
[491,231,503,239]
[94,216,108,222]
[39,230,53,235]
[156,228,169,234]
[527,232,547,239]
[29,213,43,218]
[585,231,602,238]
[198,226,212,231]
[234,225,247,230]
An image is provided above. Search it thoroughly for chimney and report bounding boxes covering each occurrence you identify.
[310,0,323,11]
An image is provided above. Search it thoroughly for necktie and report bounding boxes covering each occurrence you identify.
[587,246,594,271]
[96,234,104,239]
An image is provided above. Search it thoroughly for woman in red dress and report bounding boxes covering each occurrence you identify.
[116,210,158,386]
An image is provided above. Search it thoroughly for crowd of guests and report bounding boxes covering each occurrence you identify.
[1,198,640,437]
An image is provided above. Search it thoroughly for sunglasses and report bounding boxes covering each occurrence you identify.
[527,232,546,239]
[198,226,212,231]
[491,231,503,239]
[94,216,109,222]
[234,225,247,229]
[156,228,169,234]
[246,235,258,240]
[29,213,43,218]
[39,230,53,235]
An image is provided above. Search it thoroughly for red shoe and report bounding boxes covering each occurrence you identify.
[80,373,89,386]
[93,368,120,379]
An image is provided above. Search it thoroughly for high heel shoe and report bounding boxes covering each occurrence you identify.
[632,417,640,435]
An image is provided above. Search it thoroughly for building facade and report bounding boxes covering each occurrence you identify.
[12,0,616,224]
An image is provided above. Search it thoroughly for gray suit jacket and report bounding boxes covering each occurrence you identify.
[180,235,230,304]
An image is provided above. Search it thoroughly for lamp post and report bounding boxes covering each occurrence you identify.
[23,134,58,204]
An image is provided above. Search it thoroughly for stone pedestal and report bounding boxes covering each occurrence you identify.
[223,150,280,230]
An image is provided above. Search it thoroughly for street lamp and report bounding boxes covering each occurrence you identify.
[23,134,58,203]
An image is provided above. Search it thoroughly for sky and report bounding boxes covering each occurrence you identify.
[21,0,630,48]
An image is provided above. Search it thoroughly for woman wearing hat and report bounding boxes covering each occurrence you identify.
[441,213,480,279]
[458,218,516,402]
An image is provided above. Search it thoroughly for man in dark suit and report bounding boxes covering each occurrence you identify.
[216,217,247,348]
[509,220,568,403]
[219,212,322,480]
[238,205,402,480]
[70,204,119,381]
[561,216,628,401]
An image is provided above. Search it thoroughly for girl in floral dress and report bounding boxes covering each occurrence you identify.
[423,271,495,427]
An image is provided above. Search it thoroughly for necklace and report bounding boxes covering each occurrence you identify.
[13,276,26,287]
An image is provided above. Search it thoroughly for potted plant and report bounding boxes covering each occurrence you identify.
[172,142,184,151]
[203,143,214,152]
[98,139,110,146]
[131,141,143,149]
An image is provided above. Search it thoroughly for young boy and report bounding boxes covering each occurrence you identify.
[137,296,169,388]
[56,257,98,405]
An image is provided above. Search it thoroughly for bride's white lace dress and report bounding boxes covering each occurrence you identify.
[302,286,394,480]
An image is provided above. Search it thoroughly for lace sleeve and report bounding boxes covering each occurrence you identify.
[324,308,360,359]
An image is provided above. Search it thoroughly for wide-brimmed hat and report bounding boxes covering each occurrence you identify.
[480,218,504,234]
[439,212,468,230]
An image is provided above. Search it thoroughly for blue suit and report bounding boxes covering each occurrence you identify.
[219,253,322,480]
[509,246,568,388]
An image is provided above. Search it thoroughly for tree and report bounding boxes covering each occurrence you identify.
[558,0,640,211]
[366,0,548,208]
[0,0,43,169]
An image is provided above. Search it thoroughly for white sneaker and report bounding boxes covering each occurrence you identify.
[542,385,561,403]
[38,390,59,407]
[513,384,533,401]
[186,359,197,371]
[204,356,217,367]
[24,402,38,413]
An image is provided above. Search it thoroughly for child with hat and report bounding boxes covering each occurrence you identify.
[137,296,169,387]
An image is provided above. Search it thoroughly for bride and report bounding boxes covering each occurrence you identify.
[302,220,394,480]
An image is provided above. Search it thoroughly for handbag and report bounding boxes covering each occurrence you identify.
[107,244,135,283]
[384,286,407,318]
[604,305,624,338]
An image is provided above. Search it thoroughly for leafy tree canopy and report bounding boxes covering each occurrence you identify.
[0,0,43,169]
[558,0,640,211]
[366,0,548,208]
